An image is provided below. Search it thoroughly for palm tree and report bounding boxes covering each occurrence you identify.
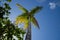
[15,3,42,40]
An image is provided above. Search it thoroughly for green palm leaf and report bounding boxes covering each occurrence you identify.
[30,6,42,16]
[16,3,28,13]
[31,16,40,29]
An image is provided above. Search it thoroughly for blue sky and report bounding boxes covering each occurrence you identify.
[9,0,60,40]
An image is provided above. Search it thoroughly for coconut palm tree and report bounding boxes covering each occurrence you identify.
[15,3,42,40]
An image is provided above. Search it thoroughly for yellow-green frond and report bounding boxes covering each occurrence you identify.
[15,15,29,30]
[24,22,29,30]
[15,12,29,29]
[31,16,40,29]
[16,3,28,13]
[15,16,28,24]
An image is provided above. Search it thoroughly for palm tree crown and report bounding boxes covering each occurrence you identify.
[15,3,42,29]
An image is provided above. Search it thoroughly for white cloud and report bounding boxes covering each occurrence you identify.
[49,2,56,9]
[36,0,46,3]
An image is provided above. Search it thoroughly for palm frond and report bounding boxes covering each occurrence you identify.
[16,3,28,13]
[31,16,40,29]
[30,6,42,16]
[24,22,29,30]
[15,15,29,29]
[15,15,28,25]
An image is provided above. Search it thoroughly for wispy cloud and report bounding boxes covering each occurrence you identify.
[49,0,60,9]
[49,2,56,9]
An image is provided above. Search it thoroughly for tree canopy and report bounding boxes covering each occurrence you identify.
[0,0,25,40]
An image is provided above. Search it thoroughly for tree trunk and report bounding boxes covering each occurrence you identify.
[25,17,31,40]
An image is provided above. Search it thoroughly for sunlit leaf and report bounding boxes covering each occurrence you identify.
[16,3,28,13]
[24,22,29,30]
[15,16,28,25]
